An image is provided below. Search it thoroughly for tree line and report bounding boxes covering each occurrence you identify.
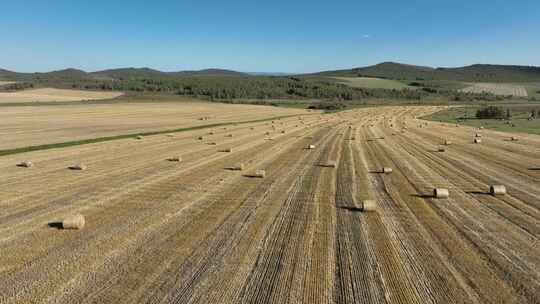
[6,74,505,104]
[46,76,500,103]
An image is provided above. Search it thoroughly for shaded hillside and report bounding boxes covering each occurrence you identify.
[0,69,30,81]
[172,69,247,77]
[435,64,540,82]
[90,68,165,80]
[316,62,435,80]
[0,67,247,82]
[314,62,540,82]
[91,68,246,79]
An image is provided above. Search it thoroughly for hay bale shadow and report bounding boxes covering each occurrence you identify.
[465,190,490,196]
[338,206,363,212]
[68,166,85,171]
[528,167,540,171]
[224,166,244,171]
[47,222,63,229]
[243,175,259,178]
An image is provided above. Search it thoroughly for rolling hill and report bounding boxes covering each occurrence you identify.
[314,62,540,83]
[3,63,540,83]
[0,67,247,82]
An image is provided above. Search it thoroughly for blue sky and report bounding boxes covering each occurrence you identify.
[1,0,539,73]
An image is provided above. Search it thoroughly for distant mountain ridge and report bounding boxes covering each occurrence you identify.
[313,62,540,82]
[0,67,247,81]
[2,62,540,83]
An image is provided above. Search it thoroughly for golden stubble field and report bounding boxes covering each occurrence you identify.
[0,101,309,150]
[0,88,124,103]
[0,105,539,304]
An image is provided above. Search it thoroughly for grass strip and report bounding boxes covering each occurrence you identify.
[0,114,305,157]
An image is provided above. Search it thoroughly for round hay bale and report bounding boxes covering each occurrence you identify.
[510,136,518,141]
[18,161,34,168]
[433,188,449,198]
[438,147,446,152]
[475,133,482,138]
[362,200,376,212]
[474,138,482,144]
[490,185,507,196]
[136,135,144,140]
[62,214,85,230]
[198,136,204,140]
[382,167,393,174]
[308,144,316,149]
[444,140,452,146]
[254,169,266,178]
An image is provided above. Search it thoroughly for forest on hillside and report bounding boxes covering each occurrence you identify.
[46,76,506,103]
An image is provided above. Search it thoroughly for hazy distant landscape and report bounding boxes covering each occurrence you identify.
[2,62,540,108]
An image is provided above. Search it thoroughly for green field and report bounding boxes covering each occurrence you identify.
[423,104,540,135]
[332,77,412,90]
[523,83,540,99]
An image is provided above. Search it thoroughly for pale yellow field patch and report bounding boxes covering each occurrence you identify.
[332,77,412,90]
[460,83,528,97]
[0,101,309,150]
[0,81,16,86]
[0,88,124,103]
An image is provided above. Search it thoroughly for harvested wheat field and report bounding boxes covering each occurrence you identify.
[461,83,528,97]
[0,88,124,103]
[0,102,309,150]
[0,81,16,86]
[1,105,539,304]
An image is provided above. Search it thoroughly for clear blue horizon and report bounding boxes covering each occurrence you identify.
[1,0,539,73]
